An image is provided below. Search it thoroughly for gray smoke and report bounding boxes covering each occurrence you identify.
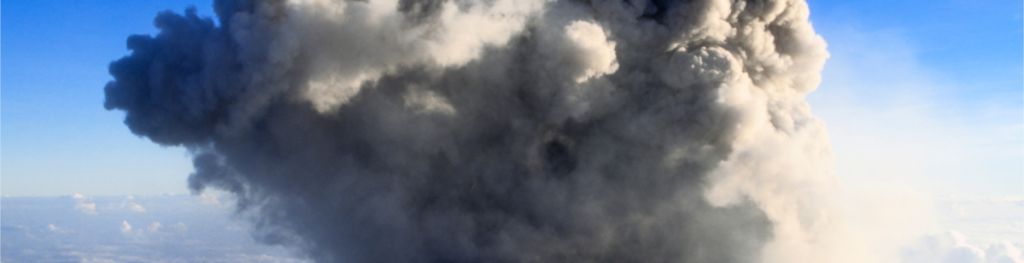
[105,0,848,262]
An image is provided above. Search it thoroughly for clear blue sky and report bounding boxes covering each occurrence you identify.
[808,0,1023,102]
[2,0,1021,196]
[2,0,215,196]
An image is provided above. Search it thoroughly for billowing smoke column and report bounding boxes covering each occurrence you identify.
[105,0,845,261]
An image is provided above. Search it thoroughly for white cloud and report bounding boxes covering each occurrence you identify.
[120,220,133,234]
[197,190,229,207]
[173,222,188,233]
[902,231,1024,263]
[71,193,97,214]
[120,196,146,213]
[934,196,1024,249]
[4,195,303,262]
[46,223,72,234]
[990,242,1024,263]
[148,222,161,233]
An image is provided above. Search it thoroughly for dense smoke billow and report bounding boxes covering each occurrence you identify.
[105,0,851,261]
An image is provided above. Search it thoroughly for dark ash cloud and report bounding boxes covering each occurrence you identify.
[105,0,837,262]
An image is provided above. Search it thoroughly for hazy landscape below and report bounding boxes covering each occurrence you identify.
[1,194,304,262]
[2,193,1020,262]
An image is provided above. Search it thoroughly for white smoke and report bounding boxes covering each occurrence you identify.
[283,0,546,112]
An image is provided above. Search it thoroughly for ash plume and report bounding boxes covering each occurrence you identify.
[105,0,850,261]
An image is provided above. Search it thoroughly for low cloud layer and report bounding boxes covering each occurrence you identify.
[3,195,301,262]
[71,193,97,215]
[903,231,1024,263]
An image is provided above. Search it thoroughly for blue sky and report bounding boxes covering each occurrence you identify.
[2,1,215,196]
[806,0,1023,197]
[2,0,1021,196]
[808,0,1023,102]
